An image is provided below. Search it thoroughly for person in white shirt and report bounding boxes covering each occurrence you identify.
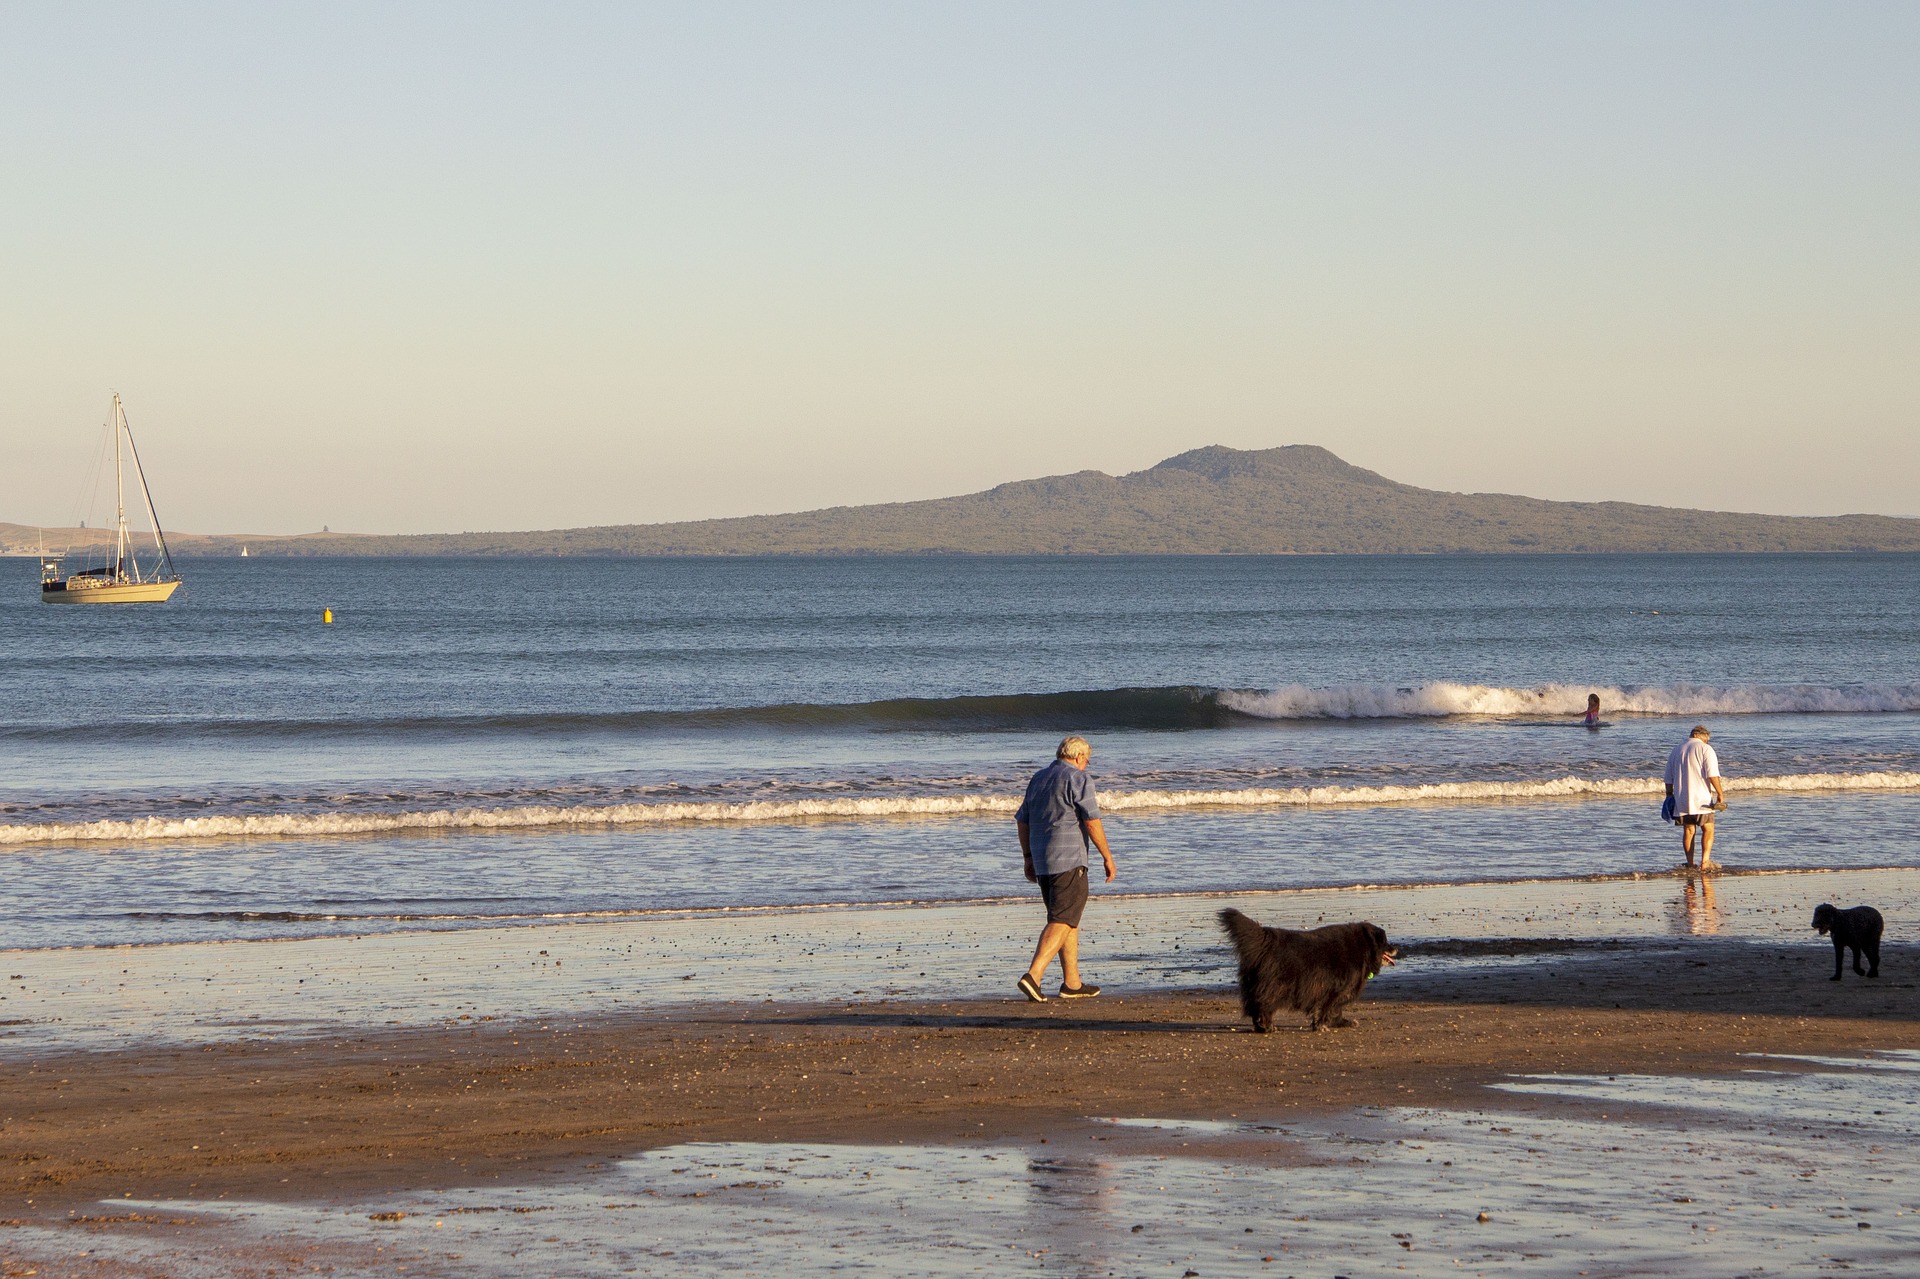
[1664,725,1728,869]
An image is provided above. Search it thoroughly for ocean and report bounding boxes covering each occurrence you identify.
[3,552,1918,951]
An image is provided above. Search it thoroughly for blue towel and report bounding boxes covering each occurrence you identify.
[1659,795,1676,824]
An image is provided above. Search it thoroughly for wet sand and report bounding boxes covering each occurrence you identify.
[7,938,1918,1215]
[6,870,1918,1274]
[8,865,1919,1054]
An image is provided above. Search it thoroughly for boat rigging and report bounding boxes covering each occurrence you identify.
[40,394,184,604]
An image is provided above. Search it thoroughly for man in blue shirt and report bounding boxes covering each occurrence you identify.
[1014,735,1118,1001]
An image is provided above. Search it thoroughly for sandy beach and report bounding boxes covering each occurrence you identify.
[9,864,1920,1053]
[8,941,1920,1208]
[6,869,1920,1274]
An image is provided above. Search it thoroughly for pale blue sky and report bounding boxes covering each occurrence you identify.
[2,2,1916,534]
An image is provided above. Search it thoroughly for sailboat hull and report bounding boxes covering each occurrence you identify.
[42,579,182,604]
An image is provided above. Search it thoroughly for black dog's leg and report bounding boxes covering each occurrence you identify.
[1321,993,1355,1029]
[1866,938,1880,978]
[1853,943,1868,977]
[1831,938,1846,980]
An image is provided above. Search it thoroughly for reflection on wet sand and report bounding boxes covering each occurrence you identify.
[1023,1153,1121,1269]
[1680,873,1723,935]
[18,1054,1920,1278]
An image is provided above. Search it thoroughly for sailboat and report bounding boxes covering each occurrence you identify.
[40,394,184,604]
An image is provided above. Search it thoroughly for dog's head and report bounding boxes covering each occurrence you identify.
[1364,922,1398,976]
[1812,903,1837,935]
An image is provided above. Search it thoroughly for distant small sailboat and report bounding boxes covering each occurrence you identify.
[240,544,250,558]
[40,394,183,604]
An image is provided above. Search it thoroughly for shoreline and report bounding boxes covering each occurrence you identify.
[7,867,1919,1056]
[8,860,1916,952]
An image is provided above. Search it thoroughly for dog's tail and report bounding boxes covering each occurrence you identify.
[1218,908,1270,963]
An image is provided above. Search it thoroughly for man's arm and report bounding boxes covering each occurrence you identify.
[1017,820,1036,882]
[1081,817,1116,883]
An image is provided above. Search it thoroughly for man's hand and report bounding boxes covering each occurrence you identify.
[1082,817,1116,883]
[1023,858,1038,884]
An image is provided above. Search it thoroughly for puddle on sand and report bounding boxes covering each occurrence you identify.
[1495,1048,1920,1137]
[18,1053,1920,1277]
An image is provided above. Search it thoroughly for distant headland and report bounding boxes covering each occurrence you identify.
[8,445,1920,556]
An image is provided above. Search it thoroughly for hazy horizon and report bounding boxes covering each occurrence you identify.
[11,440,1920,544]
[4,4,1917,534]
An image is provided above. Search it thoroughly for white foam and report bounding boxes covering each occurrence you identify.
[3,770,1918,847]
[1104,769,1920,813]
[1222,680,1920,720]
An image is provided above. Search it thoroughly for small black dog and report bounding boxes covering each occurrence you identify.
[1812,903,1883,981]
[1219,908,1396,1032]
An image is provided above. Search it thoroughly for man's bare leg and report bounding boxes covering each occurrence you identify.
[1682,823,1697,867]
[1027,922,1072,985]
[1058,927,1082,990]
[1699,817,1715,869]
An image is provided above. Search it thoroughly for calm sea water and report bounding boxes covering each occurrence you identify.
[2,553,1917,948]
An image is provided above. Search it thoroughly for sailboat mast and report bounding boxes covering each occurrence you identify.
[112,394,129,580]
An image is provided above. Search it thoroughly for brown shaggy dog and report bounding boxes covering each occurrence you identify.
[1219,908,1397,1032]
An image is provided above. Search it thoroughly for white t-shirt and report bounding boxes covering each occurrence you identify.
[1664,737,1722,815]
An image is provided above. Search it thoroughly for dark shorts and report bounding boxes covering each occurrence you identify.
[1037,866,1089,928]
[1681,812,1716,826]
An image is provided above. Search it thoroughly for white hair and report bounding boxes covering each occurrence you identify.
[1056,735,1091,762]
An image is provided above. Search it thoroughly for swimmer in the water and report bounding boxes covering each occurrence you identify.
[1580,693,1601,727]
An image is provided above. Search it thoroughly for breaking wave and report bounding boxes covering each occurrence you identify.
[6,680,1918,743]
[1221,681,1920,720]
[5,770,1918,847]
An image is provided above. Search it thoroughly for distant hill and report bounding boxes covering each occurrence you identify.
[0,523,335,559]
[9,445,1920,556]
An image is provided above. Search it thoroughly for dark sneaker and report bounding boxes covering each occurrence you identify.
[1017,974,1047,1002]
[1058,983,1101,999]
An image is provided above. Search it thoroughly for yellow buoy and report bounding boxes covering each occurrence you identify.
[322,608,334,624]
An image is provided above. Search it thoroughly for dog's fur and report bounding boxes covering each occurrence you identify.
[1812,903,1883,981]
[1218,908,1396,1032]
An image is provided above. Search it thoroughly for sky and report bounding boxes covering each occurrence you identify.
[2,2,1916,535]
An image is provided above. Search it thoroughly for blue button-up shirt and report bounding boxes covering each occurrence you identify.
[1015,760,1101,876]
